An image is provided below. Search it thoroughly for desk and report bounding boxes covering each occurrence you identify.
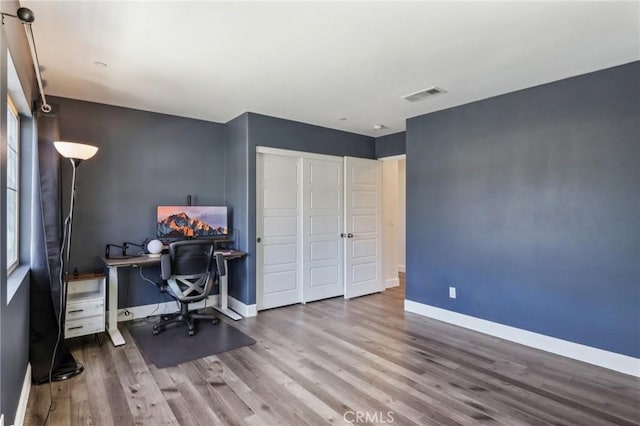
[100,250,246,346]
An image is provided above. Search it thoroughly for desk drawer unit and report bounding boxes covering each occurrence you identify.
[64,274,106,339]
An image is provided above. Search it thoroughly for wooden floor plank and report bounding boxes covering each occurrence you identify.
[207,355,284,426]
[24,381,50,426]
[24,277,640,425]
[178,361,245,426]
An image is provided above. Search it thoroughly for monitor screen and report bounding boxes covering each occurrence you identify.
[157,206,228,239]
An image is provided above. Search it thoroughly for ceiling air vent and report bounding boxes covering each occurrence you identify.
[402,86,447,102]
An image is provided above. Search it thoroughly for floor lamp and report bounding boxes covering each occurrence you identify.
[52,141,98,381]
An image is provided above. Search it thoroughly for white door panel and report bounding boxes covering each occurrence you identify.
[263,216,298,237]
[257,153,302,310]
[310,162,341,185]
[352,263,377,282]
[310,240,340,261]
[353,190,378,208]
[263,159,298,183]
[310,190,341,209]
[263,271,298,293]
[350,164,377,184]
[352,238,377,258]
[303,157,344,302]
[345,157,383,299]
[352,215,377,233]
[310,216,340,235]
[310,266,340,287]
[263,243,297,266]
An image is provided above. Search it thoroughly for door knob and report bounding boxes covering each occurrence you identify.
[340,233,346,238]
[347,233,354,238]
[257,237,262,243]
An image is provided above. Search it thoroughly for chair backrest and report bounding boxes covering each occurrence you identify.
[170,240,215,275]
[165,240,216,302]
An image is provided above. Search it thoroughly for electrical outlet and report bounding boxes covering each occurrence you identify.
[449,287,457,299]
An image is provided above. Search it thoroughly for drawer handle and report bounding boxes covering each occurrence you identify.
[68,326,84,330]
[68,309,84,313]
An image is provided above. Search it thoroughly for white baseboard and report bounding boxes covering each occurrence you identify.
[385,277,400,288]
[405,300,640,378]
[398,264,406,273]
[13,363,31,426]
[229,296,257,317]
[113,295,219,322]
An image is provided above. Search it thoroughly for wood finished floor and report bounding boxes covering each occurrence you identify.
[26,276,640,425]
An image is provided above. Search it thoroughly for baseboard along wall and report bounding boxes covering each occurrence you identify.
[13,363,31,426]
[385,277,400,288]
[229,296,257,317]
[405,299,640,378]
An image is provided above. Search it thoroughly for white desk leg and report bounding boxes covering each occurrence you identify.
[107,266,125,346]
[213,259,242,320]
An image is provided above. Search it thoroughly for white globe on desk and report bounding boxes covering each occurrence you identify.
[147,239,163,256]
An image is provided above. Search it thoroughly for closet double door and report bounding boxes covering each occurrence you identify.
[257,148,382,310]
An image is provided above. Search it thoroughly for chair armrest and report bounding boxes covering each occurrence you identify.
[215,253,226,277]
[160,254,171,280]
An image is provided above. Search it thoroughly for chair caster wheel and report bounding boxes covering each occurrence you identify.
[212,319,219,325]
[188,330,195,337]
[153,329,159,336]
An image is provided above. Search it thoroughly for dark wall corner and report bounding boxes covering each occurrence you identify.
[375,131,406,158]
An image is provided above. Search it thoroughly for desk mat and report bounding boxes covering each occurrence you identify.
[128,317,256,368]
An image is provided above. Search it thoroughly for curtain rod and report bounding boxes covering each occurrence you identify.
[2,7,52,113]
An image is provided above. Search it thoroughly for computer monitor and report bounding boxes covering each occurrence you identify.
[157,205,228,239]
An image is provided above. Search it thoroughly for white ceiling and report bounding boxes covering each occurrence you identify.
[21,1,640,137]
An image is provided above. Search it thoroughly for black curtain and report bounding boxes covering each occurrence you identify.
[30,106,79,384]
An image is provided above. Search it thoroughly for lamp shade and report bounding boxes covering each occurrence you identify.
[53,141,98,160]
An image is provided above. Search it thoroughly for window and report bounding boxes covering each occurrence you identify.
[6,95,19,273]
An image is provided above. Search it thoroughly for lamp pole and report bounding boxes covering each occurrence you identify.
[51,158,85,382]
[61,158,80,302]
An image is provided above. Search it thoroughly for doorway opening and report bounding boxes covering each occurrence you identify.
[381,155,406,300]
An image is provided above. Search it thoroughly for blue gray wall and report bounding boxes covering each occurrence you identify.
[1,119,35,423]
[53,97,227,308]
[375,131,406,158]
[227,113,376,304]
[0,0,37,422]
[223,113,250,302]
[406,62,640,357]
[54,103,376,308]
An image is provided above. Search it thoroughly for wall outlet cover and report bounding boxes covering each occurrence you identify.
[449,287,457,298]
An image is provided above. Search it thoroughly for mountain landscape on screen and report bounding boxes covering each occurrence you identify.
[157,212,227,238]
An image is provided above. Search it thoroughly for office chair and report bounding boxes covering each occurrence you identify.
[153,240,225,336]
